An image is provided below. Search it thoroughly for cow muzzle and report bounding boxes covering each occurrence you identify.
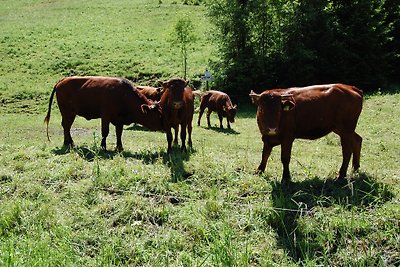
[266,127,278,136]
[172,101,184,109]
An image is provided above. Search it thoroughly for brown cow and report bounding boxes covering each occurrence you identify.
[136,85,164,101]
[44,76,163,151]
[159,78,194,153]
[197,90,237,129]
[249,84,363,182]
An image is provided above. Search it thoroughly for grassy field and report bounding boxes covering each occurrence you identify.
[1,1,399,266]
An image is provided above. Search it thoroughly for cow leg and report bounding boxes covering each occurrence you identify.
[257,137,273,173]
[338,133,353,180]
[180,124,187,152]
[226,118,231,129]
[101,119,110,150]
[61,114,75,147]
[281,141,293,182]
[206,109,212,128]
[166,129,173,154]
[173,125,179,146]
[352,132,362,171]
[218,114,224,129]
[187,122,193,148]
[115,124,124,152]
[197,106,205,126]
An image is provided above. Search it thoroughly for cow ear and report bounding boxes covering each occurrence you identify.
[249,90,260,105]
[281,100,296,111]
[233,104,237,110]
[161,81,169,88]
[141,104,150,114]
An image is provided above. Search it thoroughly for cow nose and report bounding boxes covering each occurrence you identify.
[172,101,183,109]
[267,128,278,135]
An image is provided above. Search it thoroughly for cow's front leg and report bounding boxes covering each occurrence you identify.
[115,124,124,152]
[218,114,224,128]
[180,123,187,152]
[166,128,173,154]
[257,136,273,173]
[280,140,293,182]
[173,125,179,146]
[187,122,193,148]
[226,118,231,129]
[101,118,110,150]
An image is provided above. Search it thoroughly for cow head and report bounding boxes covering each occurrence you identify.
[162,78,188,110]
[249,90,295,136]
[223,104,237,123]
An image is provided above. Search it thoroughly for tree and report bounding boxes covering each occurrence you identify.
[170,17,197,80]
[207,0,400,95]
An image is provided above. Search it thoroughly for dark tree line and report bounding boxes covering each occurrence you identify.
[207,0,400,96]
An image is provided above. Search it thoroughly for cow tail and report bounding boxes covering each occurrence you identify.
[44,85,56,142]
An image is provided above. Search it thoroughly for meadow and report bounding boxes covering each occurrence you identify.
[1,0,399,266]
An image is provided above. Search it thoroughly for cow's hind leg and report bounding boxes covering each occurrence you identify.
[197,106,205,126]
[337,133,353,180]
[61,114,76,147]
[206,109,212,128]
[352,132,362,171]
[281,140,293,182]
[115,124,124,152]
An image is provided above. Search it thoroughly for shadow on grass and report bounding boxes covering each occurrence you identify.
[125,124,160,132]
[268,172,395,262]
[52,144,196,182]
[162,146,196,183]
[198,125,240,135]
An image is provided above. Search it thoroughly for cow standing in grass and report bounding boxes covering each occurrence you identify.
[159,78,194,153]
[249,84,363,182]
[44,76,163,151]
[197,90,237,129]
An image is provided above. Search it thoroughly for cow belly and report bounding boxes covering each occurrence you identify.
[79,112,100,120]
[76,107,101,120]
[296,127,333,140]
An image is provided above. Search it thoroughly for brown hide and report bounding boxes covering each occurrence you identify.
[198,90,237,129]
[136,85,164,101]
[160,78,194,153]
[250,84,363,182]
[44,76,163,151]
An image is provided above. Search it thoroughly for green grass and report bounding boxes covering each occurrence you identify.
[1,1,399,266]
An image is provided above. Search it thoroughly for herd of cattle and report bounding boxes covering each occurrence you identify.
[44,76,363,182]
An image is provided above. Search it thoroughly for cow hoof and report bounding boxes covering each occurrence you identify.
[255,169,264,175]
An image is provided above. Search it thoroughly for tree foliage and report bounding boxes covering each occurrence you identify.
[207,0,400,96]
[170,17,197,79]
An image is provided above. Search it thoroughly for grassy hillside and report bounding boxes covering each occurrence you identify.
[1,1,399,266]
[0,0,214,112]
